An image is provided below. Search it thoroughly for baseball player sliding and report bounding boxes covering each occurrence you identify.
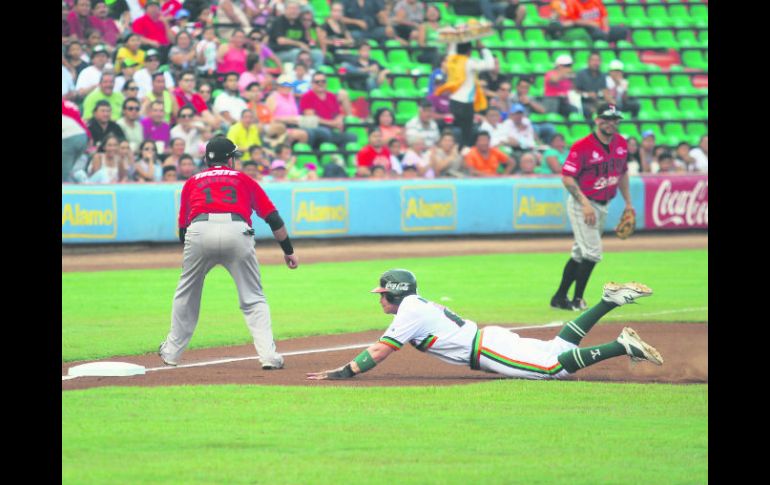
[307,269,662,381]
[551,102,635,312]
[159,136,298,369]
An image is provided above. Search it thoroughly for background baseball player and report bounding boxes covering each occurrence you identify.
[306,269,662,381]
[550,102,635,312]
[158,135,298,369]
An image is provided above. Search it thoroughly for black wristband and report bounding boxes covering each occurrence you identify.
[279,237,294,255]
[178,227,187,243]
[326,363,355,380]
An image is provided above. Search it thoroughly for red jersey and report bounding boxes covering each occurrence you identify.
[357,145,391,170]
[173,88,209,114]
[132,14,170,46]
[178,165,277,229]
[299,91,341,120]
[562,132,628,202]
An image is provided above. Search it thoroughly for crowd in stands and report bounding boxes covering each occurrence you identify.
[62,0,708,184]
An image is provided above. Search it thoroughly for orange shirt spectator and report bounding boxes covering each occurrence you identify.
[564,0,609,31]
[464,132,515,176]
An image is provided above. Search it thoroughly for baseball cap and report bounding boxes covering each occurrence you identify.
[555,54,573,66]
[270,160,287,170]
[175,8,190,19]
[146,49,160,59]
[205,136,242,163]
[276,75,294,87]
[509,103,526,114]
[608,60,624,71]
[92,44,108,57]
[595,103,624,120]
[641,130,655,139]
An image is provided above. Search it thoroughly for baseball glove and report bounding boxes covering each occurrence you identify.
[615,209,636,239]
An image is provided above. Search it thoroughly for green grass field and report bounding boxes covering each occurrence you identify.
[62,249,707,362]
[62,248,708,484]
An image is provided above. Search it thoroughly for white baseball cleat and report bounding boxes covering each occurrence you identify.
[602,282,653,306]
[261,354,285,370]
[617,327,664,365]
[158,343,178,367]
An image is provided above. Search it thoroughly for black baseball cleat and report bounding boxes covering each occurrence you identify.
[570,298,587,311]
[550,295,573,310]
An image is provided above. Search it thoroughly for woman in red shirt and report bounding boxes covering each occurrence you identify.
[217,29,249,74]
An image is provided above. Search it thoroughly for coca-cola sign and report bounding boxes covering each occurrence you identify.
[644,176,708,229]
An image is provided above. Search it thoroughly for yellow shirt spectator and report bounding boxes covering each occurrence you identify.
[226,111,262,160]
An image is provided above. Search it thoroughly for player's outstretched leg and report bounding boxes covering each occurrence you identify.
[557,281,653,346]
[557,326,664,373]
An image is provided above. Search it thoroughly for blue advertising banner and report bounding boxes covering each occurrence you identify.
[61,175,680,244]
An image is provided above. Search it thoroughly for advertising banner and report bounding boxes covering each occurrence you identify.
[644,176,708,229]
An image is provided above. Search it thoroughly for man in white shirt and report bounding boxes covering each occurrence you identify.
[134,49,176,100]
[170,105,205,162]
[213,72,249,125]
[404,100,441,148]
[75,44,110,98]
[478,106,516,148]
[307,269,663,380]
[688,135,708,173]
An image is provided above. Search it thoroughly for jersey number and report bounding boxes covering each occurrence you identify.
[419,297,466,327]
[203,186,238,204]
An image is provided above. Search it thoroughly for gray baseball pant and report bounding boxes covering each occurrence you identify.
[160,214,281,366]
[566,197,609,263]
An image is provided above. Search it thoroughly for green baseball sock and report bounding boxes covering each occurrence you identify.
[557,342,626,373]
[557,300,617,345]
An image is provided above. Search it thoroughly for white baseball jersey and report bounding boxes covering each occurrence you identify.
[378,294,479,366]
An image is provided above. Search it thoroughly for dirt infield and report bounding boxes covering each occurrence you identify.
[61,232,708,390]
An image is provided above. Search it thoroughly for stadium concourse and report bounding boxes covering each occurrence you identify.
[62,0,708,182]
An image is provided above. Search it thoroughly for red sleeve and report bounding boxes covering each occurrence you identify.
[192,94,208,113]
[562,140,583,177]
[299,92,313,114]
[357,146,373,167]
[178,178,193,228]
[246,174,277,219]
[132,17,146,36]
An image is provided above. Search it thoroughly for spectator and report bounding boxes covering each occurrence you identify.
[63,1,75,43]
[65,41,90,78]
[265,76,312,145]
[538,133,569,174]
[299,72,357,148]
[116,97,144,152]
[132,0,173,54]
[269,1,324,67]
[75,44,110,99]
[214,72,249,125]
[426,57,453,131]
[63,56,77,101]
[517,152,538,175]
[373,108,406,146]
[342,0,392,45]
[321,156,350,178]
[134,49,175,100]
[269,159,289,181]
[247,145,271,176]
[548,0,629,44]
[115,61,141,94]
[508,103,540,162]
[62,99,91,183]
[92,1,120,47]
[391,0,425,44]
[173,71,221,129]
[340,43,389,92]
[416,4,443,65]
[162,137,187,167]
[509,77,556,143]
[388,138,405,173]
[605,60,640,118]
[213,0,252,41]
[217,29,249,75]
[639,130,655,173]
[177,154,198,180]
[141,100,171,151]
[464,131,516,176]
[244,82,272,125]
[87,100,126,147]
[544,55,579,118]
[241,160,262,181]
[405,100,441,148]
[67,0,101,43]
[356,127,391,176]
[479,57,512,101]
[162,164,178,181]
[170,106,205,162]
[401,163,419,179]
[435,40,496,148]
[625,135,641,175]
[198,82,215,111]
[429,130,465,178]
[689,135,708,173]
[289,50,317,89]
[239,54,272,96]
[367,163,386,179]
[134,139,164,182]
[84,28,109,58]
[195,26,220,80]
[575,52,608,120]
[674,142,696,172]
[119,139,136,179]
[401,136,433,178]
[168,30,198,81]
[246,31,281,70]
[227,109,263,159]
[141,72,180,124]
[299,9,325,64]
[652,151,683,174]
[83,73,123,121]
[478,106,516,149]
[87,134,129,183]
[319,2,356,65]
[304,162,320,180]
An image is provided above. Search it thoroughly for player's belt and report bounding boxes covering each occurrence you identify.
[192,213,248,223]
[587,198,609,206]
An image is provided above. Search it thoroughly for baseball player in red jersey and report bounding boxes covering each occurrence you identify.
[550,103,633,311]
[158,136,299,369]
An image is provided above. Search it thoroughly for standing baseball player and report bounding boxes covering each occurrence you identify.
[306,269,662,381]
[550,102,635,311]
[158,135,299,369]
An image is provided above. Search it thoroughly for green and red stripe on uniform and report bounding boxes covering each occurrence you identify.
[415,335,438,352]
[379,336,403,350]
[480,347,564,375]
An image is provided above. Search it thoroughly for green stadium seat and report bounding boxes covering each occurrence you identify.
[640,123,662,140]
[369,49,387,65]
[506,50,528,65]
[701,98,708,112]
[646,6,670,27]
[690,5,708,20]
[523,29,546,47]
[318,142,338,153]
[573,51,590,67]
[528,50,551,71]
[344,142,360,153]
[568,112,584,122]
[637,106,659,122]
[663,122,686,140]
[619,50,642,69]
[632,30,658,48]
[669,5,690,23]
[682,50,707,70]
[679,98,706,119]
[619,122,641,140]
[686,122,708,138]
[295,153,319,168]
[671,75,695,95]
[387,49,412,67]
[544,113,564,123]
[648,74,671,96]
[392,77,415,93]
[326,76,342,92]
[293,143,312,153]
[624,6,648,28]
[677,30,699,48]
[416,76,430,91]
[570,124,591,140]
[656,99,679,119]
[606,5,625,23]
[395,100,419,125]
[502,29,523,43]
[655,30,678,49]
[348,126,368,146]
[627,74,649,96]
[553,124,570,139]
[699,30,708,45]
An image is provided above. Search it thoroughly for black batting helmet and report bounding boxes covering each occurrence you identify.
[205,135,242,166]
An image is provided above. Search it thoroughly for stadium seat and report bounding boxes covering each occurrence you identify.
[663,122,686,140]
[646,6,670,28]
[319,142,338,153]
[392,77,415,93]
[686,122,708,140]
[619,122,641,141]
[656,99,679,120]
[395,100,419,125]
[648,75,671,96]
[326,76,342,92]
[502,29,523,43]
[348,126,368,146]
[523,29,546,47]
[369,49,387,65]
[293,143,312,153]
[528,50,551,72]
[676,30,699,48]
[295,153,319,168]
[624,6,648,28]
[679,98,705,119]
[632,30,658,48]
[655,30,678,49]
[570,124,591,140]
[668,5,690,25]
[370,100,394,113]
[670,75,695,96]
[627,74,650,96]
[640,123,662,140]
[682,50,707,70]
[387,49,412,67]
[606,5,626,23]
